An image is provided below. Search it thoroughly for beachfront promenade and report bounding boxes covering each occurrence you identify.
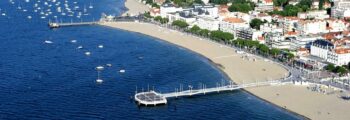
[135,80,288,106]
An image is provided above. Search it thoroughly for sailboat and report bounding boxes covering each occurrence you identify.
[89,2,93,9]
[83,5,89,16]
[95,66,104,83]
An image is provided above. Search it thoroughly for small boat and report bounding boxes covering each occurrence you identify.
[71,40,77,43]
[96,79,103,83]
[77,45,83,49]
[27,16,32,19]
[106,64,112,67]
[119,69,125,73]
[85,52,91,56]
[44,40,53,44]
[98,45,103,48]
[96,66,104,70]
[89,2,93,9]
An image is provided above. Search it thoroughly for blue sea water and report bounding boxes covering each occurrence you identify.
[0,0,302,119]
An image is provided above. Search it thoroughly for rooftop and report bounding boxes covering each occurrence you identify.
[223,17,245,23]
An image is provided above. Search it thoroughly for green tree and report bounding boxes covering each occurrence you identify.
[325,64,335,71]
[336,66,348,76]
[145,0,153,4]
[189,25,201,34]
[258,44,270,54]
[210,0,229,4]
[154,16,163,22]
[273,0,288,7]
[144,12,152,18]
[210,30,234,42]
[194,0,204,4]
[199,29,210,37]
[250,18,264,30]
[152,3,160,8]
[319,0,324,10]
[172,20,189,28]
[161,18,169,24]
[270,48,280,57]
[228,3,253,13]
[286,52,295,60]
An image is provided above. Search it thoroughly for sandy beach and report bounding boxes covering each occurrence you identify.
[122,0,149,16]
[101,22,350,120]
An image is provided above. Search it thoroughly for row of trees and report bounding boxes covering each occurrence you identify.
[191,25,235,42]
[154,16,169,24]
[172,20,189,28]
[325,63,350,76]
[228,0,255,13]
[187,25,234,42]
[169,20,293,61]
[269,0,312,16]
[146,15,294,62]
[171,0,204,7]
[188,25,210,37]
[232,39,294,61]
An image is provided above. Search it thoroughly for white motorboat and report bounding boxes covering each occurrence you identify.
[44,40,53,44]
[85,52,91,56]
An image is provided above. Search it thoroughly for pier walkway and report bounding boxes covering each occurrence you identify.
[48,21,100,28]
[135,80,287,106]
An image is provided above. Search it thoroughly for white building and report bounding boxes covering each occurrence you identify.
[298,20,327,35]
[331,0,350,18]
[327,19,349,32]
[290,35,322,50]
[196,16,220,31]
[327,48,350,65]
[283,17,299,34]
[166,11,197,24]
[219,17,249,34]
[310,39,334,60]
[160,3,183,17]
[192,4,219,18]
[310,39,350,65]
[298,10,330,20]
[253,13,272,22]
[255,0,274,12]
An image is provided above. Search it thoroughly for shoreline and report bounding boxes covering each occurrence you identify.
[100,22,350,120]
[101,23,307,119]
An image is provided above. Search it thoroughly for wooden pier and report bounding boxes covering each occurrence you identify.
[48,21,100,28]
[134,80,286,106]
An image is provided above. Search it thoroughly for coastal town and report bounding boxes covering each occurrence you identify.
[100,0,350,119]
[137,0,350,74]
[1,0,350,119]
